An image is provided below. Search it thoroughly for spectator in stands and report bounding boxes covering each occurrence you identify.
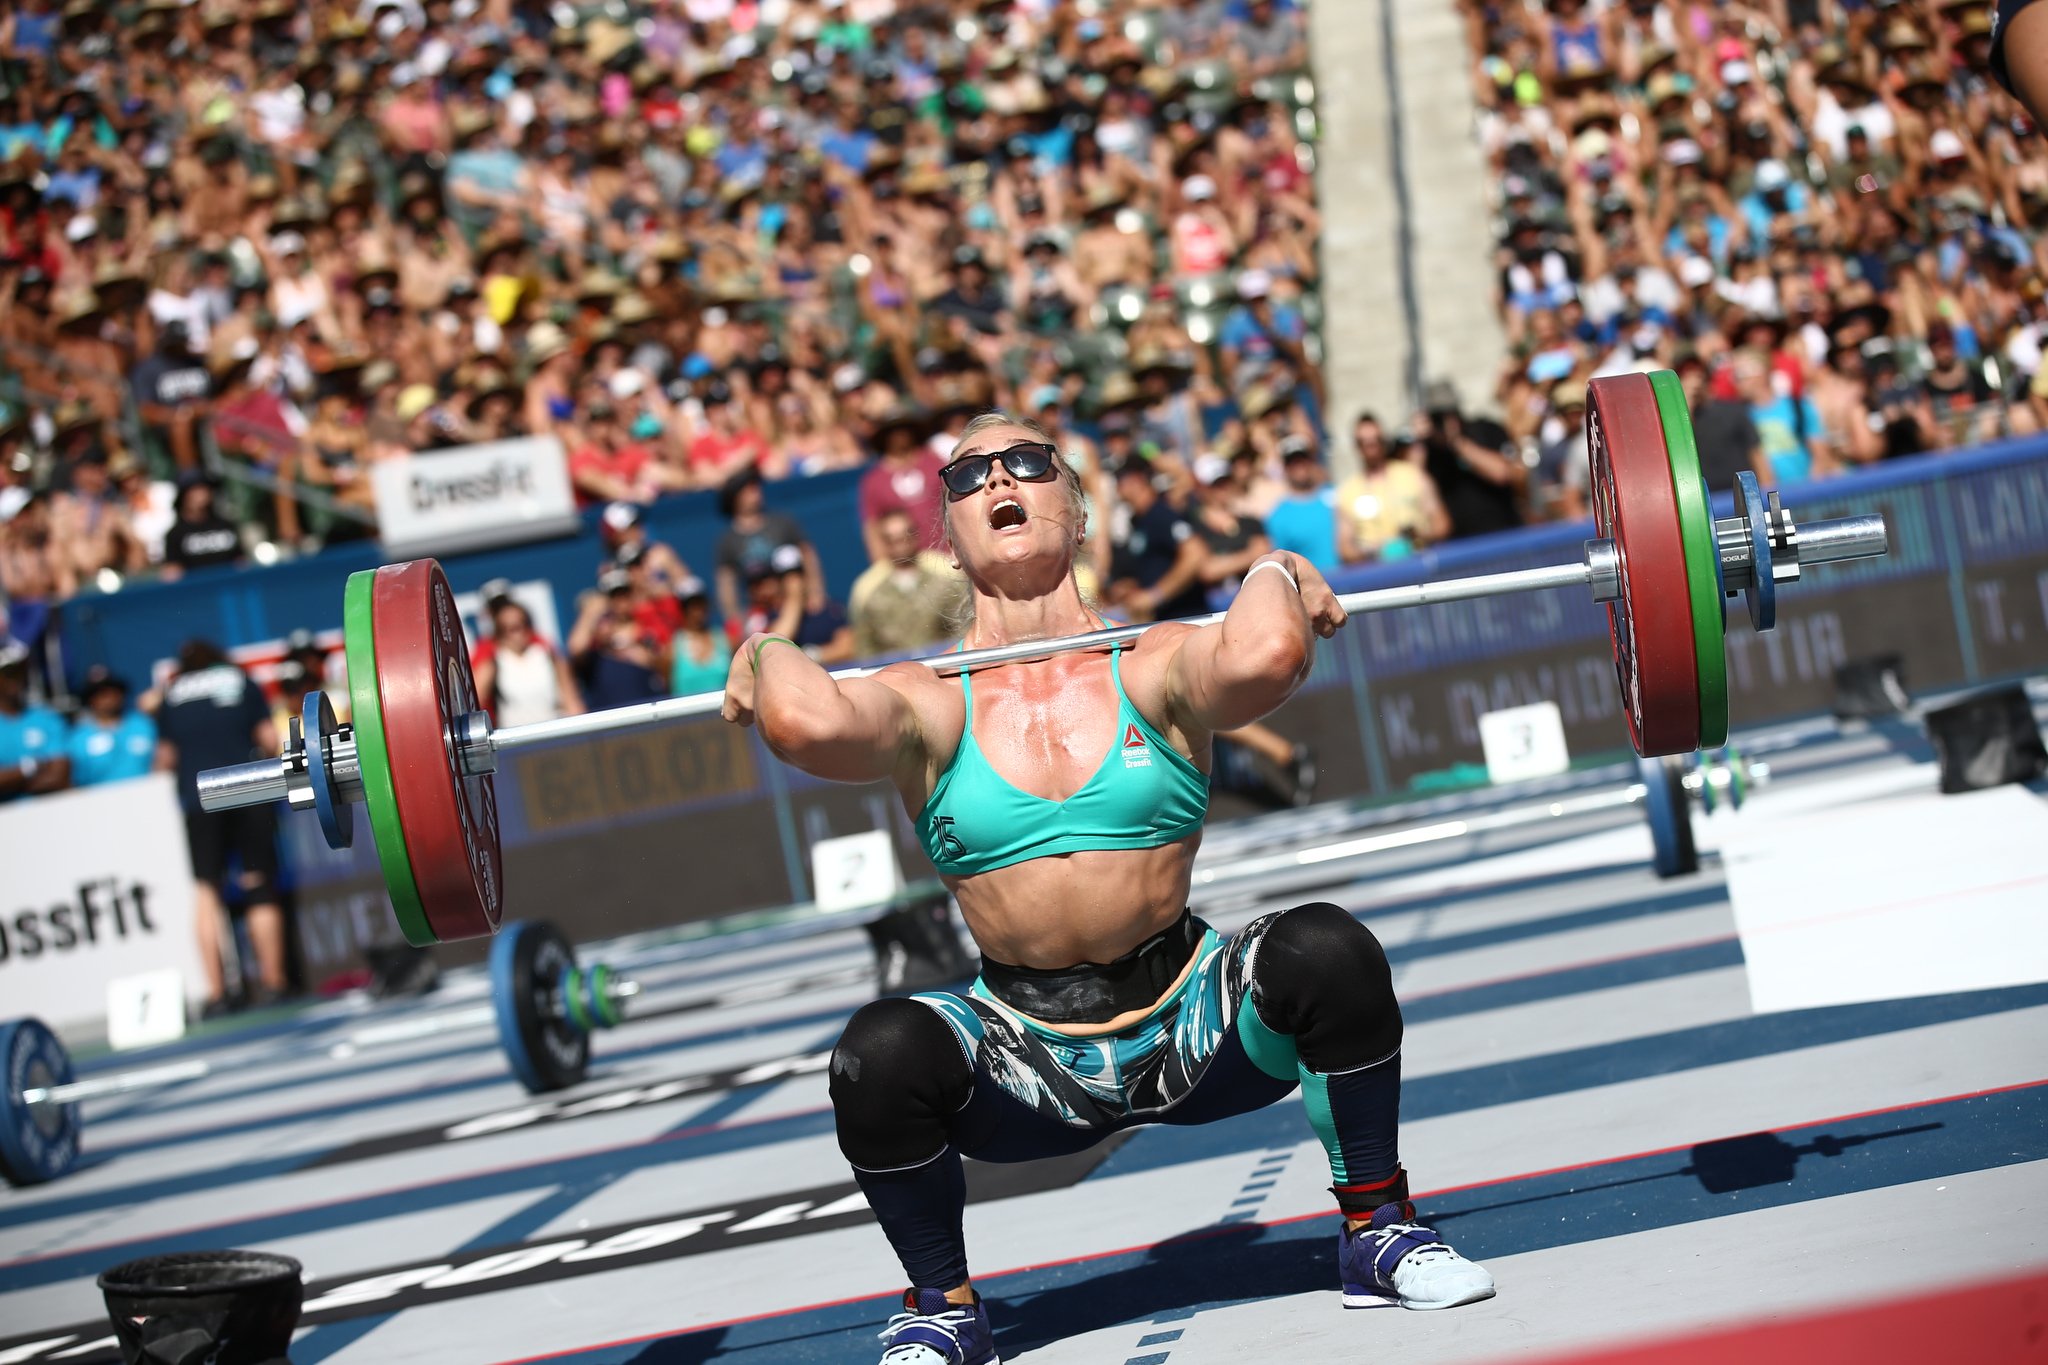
[129,320,212,474]
[860,406,946,560]
[740,545,855,665]
[1264,438,1341,573]
[1415,380,1524,539]
[1190,465,1273,597]
[851,509,969,658]
[1531,381,1594,523]
[0,641,69,802]
[568,399,685,509]
[474,588,584,730]
[569,567,670,713]
[153,639,288,1013]
[1677,354,1768,493]
[714,470,820,632]
[51,446,146,586]
[1109,456,1209,622]
[687,381,771,489]
[67,666,155,787]
[0,492,70,654]
[1336,413,1450,563]
[598,502,690,598]
[1735,348,1829,487]
[669,576,732,698]
[159,476,244,581]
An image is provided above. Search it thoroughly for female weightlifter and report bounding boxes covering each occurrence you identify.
[722,413,1494,1364]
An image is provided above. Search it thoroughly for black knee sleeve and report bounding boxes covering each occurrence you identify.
[1249,902,1403,1071]
[829,997,975,1171]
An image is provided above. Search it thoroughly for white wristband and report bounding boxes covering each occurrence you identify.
[1242,558,1300,595]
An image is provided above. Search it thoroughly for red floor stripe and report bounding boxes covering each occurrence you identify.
[1489,1266,2048,1365]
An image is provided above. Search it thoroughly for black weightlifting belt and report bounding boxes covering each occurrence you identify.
[978,909,1200,1026]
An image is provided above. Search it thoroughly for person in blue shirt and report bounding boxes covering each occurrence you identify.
[0,642,70,801]
[1263,438,1341,573]
[1735,350,1826,486]
[67,667,156,787]
[1737,159,1809,243]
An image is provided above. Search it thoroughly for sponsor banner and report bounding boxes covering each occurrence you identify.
[371,435,579,558]
[0,1141,1122,1363]
[0,774,204,1031]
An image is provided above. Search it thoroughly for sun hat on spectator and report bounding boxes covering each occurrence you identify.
[1094,372,1143,415]
[1927,128,1968,163]
[871,403,931,445]
[601,502,642,538]
[524,322,571,368]
[1183,175,1218,203]
[1879,18,1931,51]
[56,293,106,334]
[674,574,710,605]
[395,385,438,423]
[0,641,32,674]
[598,565,633,595]
[1551,379,1588,411]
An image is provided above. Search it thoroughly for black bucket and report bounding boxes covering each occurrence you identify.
[97,1250,303,1365]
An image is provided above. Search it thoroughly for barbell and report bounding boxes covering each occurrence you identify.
[192,371,1888,948]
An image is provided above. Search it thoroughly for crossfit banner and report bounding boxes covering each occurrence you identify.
[371,435,580,558]
[0,774,204,1032]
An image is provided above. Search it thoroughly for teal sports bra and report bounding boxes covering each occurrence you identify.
[916,648,1209,876]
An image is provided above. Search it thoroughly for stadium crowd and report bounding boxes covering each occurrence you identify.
[1461,0,2048,518]
[0,0,1330,617]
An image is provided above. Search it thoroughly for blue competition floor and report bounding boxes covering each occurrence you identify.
[2,715,2044,1364]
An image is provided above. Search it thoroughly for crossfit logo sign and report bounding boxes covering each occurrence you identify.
[371,434,578,558]
[0,879,158,962]
[0,774,203,1031]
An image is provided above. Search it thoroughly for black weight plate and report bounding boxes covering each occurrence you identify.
[1640,754,1699,879]
[490,922,589,1094]
[0,1017,81,1186]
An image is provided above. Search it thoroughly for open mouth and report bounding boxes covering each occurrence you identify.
[988,498,1027,531]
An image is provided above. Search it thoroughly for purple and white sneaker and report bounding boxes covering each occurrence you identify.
[878,1287,999,1364]
[1338,1201,1496,1310]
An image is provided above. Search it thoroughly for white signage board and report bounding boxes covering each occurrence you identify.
[371,435,580,558]
[1478,701,1571,785]
[811,830,903,914]
[106,968,190,1051]
[0,773,205,1033]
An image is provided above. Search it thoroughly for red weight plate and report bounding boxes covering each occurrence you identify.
[1587,373,1701,756]
[371,560,504,941]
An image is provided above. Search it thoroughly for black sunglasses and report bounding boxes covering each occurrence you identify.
[938,442,1059,499]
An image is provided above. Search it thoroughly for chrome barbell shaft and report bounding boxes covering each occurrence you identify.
[490,555,1605,754]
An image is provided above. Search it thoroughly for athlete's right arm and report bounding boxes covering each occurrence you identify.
[721,633,924,784]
